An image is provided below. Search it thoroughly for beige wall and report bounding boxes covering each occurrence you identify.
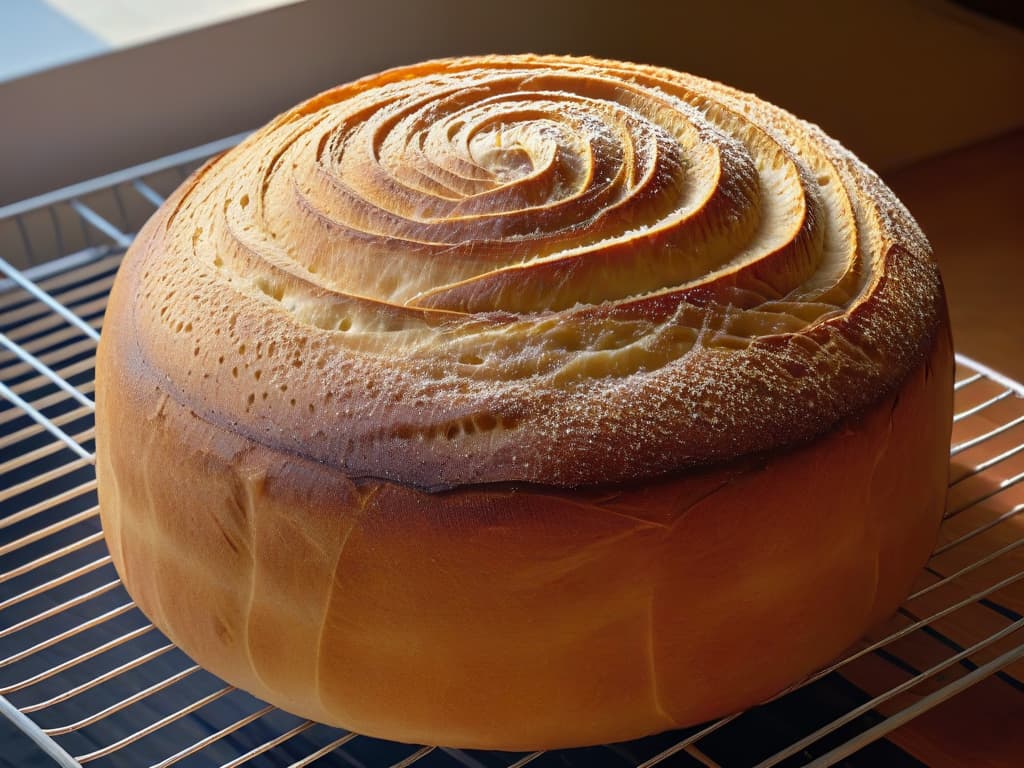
[1,0,1022,206]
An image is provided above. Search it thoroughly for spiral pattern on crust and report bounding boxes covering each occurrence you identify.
[126,55,942,488]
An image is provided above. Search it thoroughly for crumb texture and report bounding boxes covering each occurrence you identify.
[121,54,942,487]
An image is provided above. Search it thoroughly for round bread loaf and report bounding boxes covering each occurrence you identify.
[96,55,954,750]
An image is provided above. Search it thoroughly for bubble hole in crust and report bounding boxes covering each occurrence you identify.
[119,54,943,490]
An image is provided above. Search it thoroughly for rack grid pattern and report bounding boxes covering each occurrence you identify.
[1,138,1022,767]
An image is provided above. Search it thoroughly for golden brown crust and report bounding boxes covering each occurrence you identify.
[96,55,955,749]
[113,55,943,488]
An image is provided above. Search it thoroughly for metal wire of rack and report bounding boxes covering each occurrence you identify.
[1,137,1022,768]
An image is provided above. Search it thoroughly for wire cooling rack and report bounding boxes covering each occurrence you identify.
[1,138,1023,768]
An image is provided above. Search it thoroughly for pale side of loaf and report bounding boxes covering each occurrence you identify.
[95,55,954,749]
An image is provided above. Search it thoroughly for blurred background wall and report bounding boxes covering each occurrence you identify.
[1,0,1022,205]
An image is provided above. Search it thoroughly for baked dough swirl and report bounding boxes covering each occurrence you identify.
[96,55,953,749]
